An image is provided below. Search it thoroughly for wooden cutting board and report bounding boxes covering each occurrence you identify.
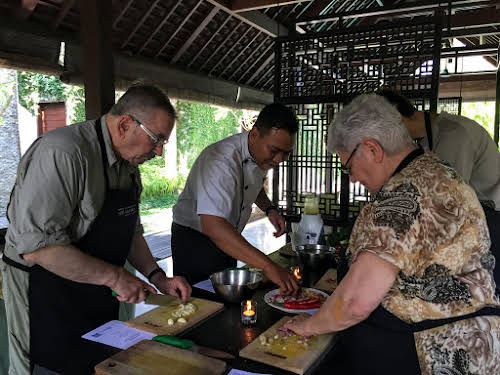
[239,316,335,375]
[126,297,224,335]
[313,268,337,293]
[95,340,226,375]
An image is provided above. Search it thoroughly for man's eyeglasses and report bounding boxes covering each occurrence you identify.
[129,114,168,146]
[340,143,360,175]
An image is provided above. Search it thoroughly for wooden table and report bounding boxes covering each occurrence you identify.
[98,250,339,375]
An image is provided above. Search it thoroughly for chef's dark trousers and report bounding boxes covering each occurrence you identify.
[483,204,500,296]
[171,222,236,285]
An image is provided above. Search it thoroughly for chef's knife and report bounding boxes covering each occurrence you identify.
[152,335,235,359]
[111,290,184,306]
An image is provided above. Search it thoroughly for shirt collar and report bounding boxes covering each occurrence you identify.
[242,131,256,164]
[391,147,424,177]
[100,115,118,167]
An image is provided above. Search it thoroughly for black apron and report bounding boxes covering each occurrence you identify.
[13,118,138,374]
[332,148,500,374]
[171,222,236,285]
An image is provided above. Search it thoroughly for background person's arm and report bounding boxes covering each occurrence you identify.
[200,214,299,295]
[284,252,399,336]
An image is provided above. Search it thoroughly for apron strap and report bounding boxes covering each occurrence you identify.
[424,111,433,151]
[94,118,110,191]
[2,253,31,272]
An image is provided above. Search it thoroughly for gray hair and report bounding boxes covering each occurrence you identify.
[327,94,413,155]
[109,84,176,122]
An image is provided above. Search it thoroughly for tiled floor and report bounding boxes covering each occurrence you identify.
[134,216,286,317]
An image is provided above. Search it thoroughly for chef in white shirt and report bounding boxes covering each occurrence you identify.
[172,103,300,295]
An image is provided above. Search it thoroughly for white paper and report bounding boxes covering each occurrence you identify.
[82,320,155,350]
[193,279,215,293]
[228,370,272,375]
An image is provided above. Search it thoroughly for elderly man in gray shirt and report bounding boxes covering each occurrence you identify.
[1,85,191,375]
[377,89,500,294]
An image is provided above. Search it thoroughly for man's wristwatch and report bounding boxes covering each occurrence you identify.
[147,267,166,283]
[265,204,279,216]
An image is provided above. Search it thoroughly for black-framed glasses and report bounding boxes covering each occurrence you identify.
[129,114,168,146]
[340,143,360,175]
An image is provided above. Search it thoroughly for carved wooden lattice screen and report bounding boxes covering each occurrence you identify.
[273,18,442,226]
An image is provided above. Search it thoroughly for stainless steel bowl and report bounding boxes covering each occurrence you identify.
[297,244,335,270]
[209,269,263,303]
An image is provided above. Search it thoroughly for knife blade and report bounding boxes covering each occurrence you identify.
[112,290,183,306]
[152,335,235,359]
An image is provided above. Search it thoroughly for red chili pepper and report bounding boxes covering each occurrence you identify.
[295,297,320,305]
[284,302,322,309]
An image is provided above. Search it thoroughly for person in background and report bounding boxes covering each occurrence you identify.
[1,85,191,375]
[172,103,300,295]
[285,94,500,375]
[377,89,500,294]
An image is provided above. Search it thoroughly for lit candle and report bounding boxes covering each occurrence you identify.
[241,300,257,325]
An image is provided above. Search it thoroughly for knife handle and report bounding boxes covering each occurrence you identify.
[153,335,194,349]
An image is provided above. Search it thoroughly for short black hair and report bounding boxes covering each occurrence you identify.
[254,103,299,135]
[376,89,416,118]
[110,84,176,120]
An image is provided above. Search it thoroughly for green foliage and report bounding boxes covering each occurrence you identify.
[17,72,65,114]
[140,194,179,214]
[176,101,241,169]
[0,79,15,125]
[461,101,499,151]
[139,161,186,199]
[17,72,86,123]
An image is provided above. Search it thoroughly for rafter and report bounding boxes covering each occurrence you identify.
[121,0,160,49]
[199,21,244,71]
[219,31,261,78]
[51,0,75,30]
[246,52,274,85]
[209,26,253,75]
[112,0,134,29]
[230,0,312,13]
[237,42,274,83]
[228,36,269,81]
[187,13,232,68]
[138,0,182,54]
[155,0,204,58]
[170,6,219,64]
[207,0,288,37]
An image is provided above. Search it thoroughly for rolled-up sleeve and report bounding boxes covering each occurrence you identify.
[9,147,81,254]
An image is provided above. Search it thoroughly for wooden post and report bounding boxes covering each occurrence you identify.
[80,0,115,120]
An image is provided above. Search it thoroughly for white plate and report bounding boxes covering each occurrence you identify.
[263,288,329,315]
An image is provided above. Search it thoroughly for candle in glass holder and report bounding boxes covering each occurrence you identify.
[290,265,303,283]
[241,300,257,326]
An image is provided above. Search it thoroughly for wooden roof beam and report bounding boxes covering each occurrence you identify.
[246,52,274,85]
[219,31,261,77]
[230,0,312,13]
[138,0,182,54]
[209,26,253,75]
[155,0,204,58]
[170,6,219,64]
[297,0,498,25]
[187,14,232,68]
[199,21,244,71]
[51,0,75,30]
[112,0,134,29]
[228,36,269,80]
[121,0,160,49]
[207,0,288,37]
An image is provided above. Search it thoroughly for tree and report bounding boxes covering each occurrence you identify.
[176,101,241,169]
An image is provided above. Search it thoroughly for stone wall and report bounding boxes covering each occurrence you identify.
[0,68,21,217]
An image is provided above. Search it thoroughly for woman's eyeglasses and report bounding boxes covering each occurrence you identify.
[340,143,360,175]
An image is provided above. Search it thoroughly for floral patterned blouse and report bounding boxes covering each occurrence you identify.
[347,152,500,375]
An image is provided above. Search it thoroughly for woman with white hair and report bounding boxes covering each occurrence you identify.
[284,94,500,374]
